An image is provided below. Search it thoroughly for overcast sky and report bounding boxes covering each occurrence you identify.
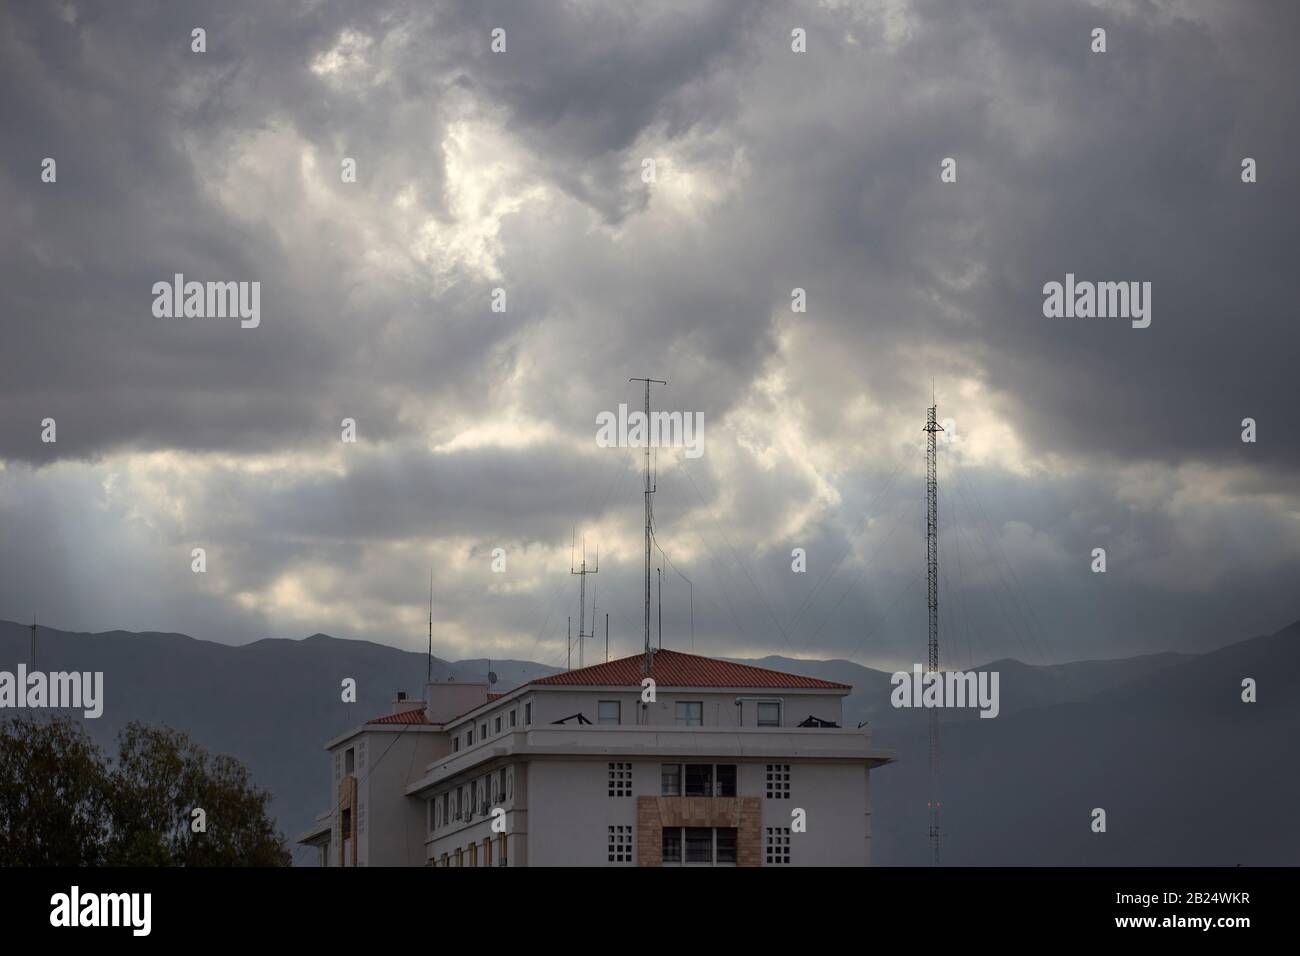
[1,0,1297,672]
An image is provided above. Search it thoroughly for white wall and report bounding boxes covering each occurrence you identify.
[516,756,871,866]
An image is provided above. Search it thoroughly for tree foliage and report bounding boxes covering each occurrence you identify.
[0,715,290,866]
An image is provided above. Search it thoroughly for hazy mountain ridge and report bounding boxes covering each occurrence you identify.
[2,619,1296,865]
[0,621,559,865]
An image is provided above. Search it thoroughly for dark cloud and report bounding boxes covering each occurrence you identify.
[0,0,1296,664]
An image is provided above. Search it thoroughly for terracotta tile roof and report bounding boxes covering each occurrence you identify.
[366,708,433,725]
[366,690,507,727]
[528,649,850,690]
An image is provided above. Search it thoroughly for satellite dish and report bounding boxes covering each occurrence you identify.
[488,671,499,685]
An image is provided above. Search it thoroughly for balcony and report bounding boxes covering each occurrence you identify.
[406,724,894,798]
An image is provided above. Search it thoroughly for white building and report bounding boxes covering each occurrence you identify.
[298,648,893,867]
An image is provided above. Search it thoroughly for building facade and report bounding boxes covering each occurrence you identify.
[299,648,893,867]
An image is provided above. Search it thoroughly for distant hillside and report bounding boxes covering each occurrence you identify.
[728,650,1193,732]
[0,621,558,865]
[866,622,1300,865]
[3,619,1296,866]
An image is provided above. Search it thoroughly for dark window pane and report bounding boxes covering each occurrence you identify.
[685,764,713,796]
[717,828,737,863]
[685,828,713,863]
[662,828,682,863]
[716,764,737,797]
[661,764,681,796]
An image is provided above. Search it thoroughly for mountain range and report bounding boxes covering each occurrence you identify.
[2,618,1296,866]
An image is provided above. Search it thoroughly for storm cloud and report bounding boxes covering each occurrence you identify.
[1,0,1297,669]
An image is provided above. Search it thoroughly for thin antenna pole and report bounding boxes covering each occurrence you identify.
[657,566,663,650]
[924,400,945,866]
[630,377,666,679]
[570,533,598,669]
[567,617,572,671]
[427,568,433,684]
[605,612,610,663]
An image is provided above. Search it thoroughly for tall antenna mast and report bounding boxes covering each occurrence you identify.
[427,568,433,683]
[630,377,666,679]
[570,534,599,668]
[657,566,663,650]
[923,400,945,866]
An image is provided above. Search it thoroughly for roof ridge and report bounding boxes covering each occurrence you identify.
[527,647,850,690]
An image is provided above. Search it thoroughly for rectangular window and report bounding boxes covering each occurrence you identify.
[766,827,791,864]
[757,702,781,727]
[661,827,738,866]
[765,764,791,799]
[715,764,737,797]
[597,700,621,724]
[685,827,713,863]
[674,701,703,726]
[525,703,532,724]
[662,828,682,864]
[481,722,488,740]
[466,727,474,745]
[716,827,737,864]
[442,792,449,824]
[684,764,713,797]
[661,763,681,796]
[344,748,355,775]
[453,735,460,752]
[608,761,632,797]
[499,834,508,867]
[495,715,502,733]
[497,769,506,803]
[509,709,517,728]
[608,825,633,863]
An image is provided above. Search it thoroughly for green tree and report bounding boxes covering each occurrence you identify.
[108,722,289,866]
[0,716,290,866]
[0,714,111,865]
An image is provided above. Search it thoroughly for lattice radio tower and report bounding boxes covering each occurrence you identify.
[923,400,944,866]
[630,377,666,679]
